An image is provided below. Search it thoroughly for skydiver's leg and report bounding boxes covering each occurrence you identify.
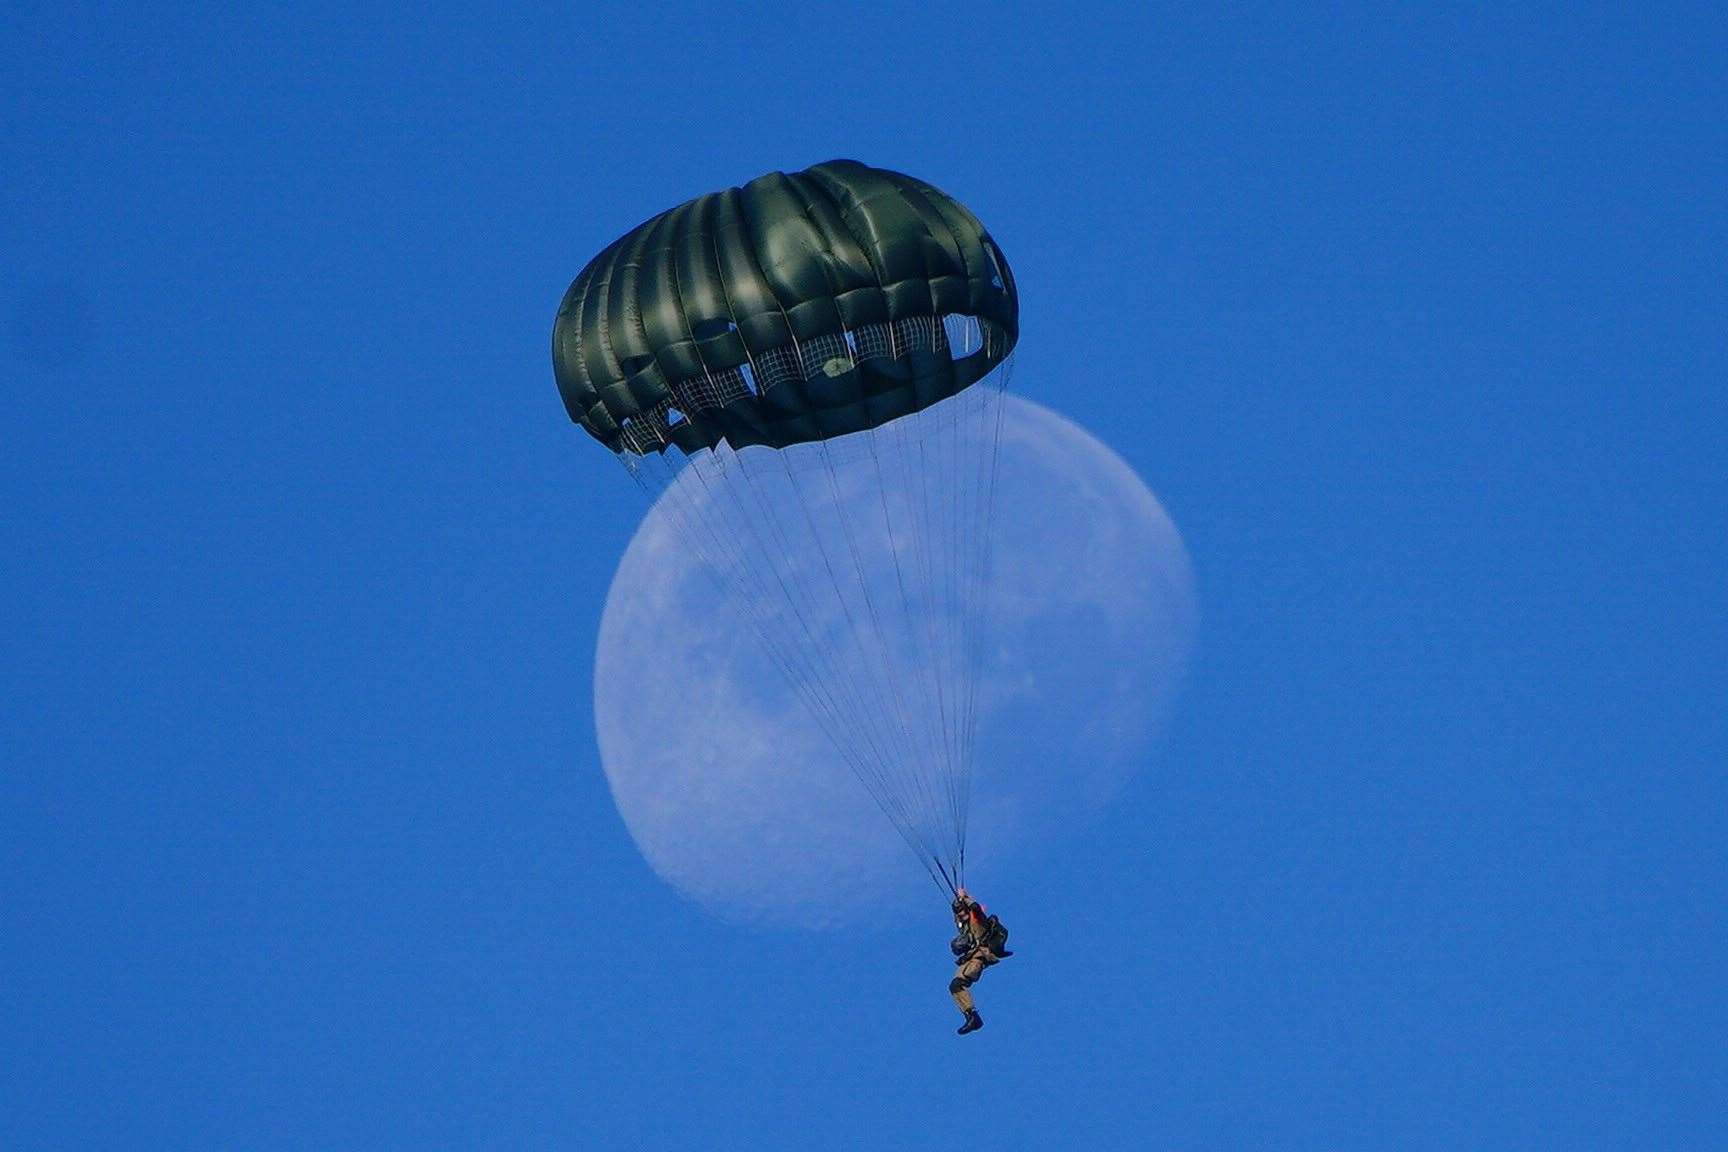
[950,955,985,1015]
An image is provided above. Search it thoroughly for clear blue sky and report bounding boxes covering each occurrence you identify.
[4,4,1723,1148]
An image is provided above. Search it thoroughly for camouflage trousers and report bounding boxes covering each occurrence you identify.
[950,948,998,1015]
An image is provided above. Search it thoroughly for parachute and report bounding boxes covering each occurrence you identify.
[554,160,1017,896]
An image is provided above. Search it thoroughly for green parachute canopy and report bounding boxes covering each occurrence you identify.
[553,159,1018,455]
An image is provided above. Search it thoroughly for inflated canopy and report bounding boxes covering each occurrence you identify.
[553,159,1017,455]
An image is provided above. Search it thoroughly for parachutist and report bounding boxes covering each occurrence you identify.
[948,887,1010,1035]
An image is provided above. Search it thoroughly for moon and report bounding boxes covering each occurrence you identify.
[594,396,1197,925]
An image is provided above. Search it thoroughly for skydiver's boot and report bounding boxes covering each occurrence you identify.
[957,1010,984,1035]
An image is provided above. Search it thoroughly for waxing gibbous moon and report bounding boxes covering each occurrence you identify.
[594,396,1197,925]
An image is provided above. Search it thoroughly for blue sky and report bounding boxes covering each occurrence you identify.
[4,4,1724,1148]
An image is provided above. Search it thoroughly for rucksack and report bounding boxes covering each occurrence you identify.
[981,914,1010,956]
